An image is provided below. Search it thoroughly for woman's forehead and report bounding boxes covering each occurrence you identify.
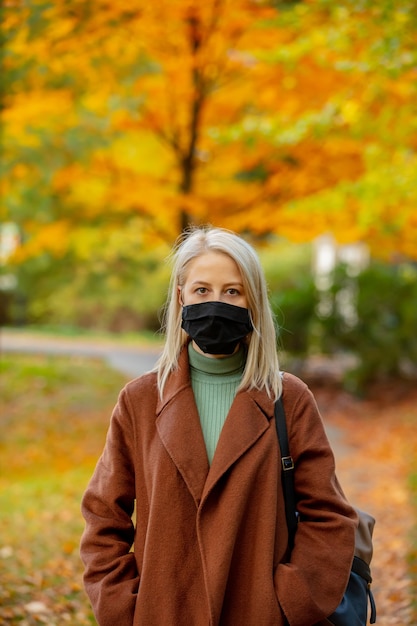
[184,251,242,280]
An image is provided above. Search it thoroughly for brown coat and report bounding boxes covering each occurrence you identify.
[80,347,357,626]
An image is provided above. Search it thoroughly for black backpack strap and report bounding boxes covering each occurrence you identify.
[274,397,298,546]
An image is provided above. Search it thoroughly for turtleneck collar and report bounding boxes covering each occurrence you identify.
[188,342,246,376]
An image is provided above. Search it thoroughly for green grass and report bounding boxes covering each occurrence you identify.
[0,353,128,625]
[3,323,164,346]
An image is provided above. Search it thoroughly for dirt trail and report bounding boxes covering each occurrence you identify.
[313,386,416,626]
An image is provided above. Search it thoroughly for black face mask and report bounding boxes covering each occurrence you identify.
[181,301,253,355]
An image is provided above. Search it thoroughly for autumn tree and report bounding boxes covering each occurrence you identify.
[4,0,417,250]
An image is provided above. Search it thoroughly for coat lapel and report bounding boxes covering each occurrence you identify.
[156,349,209,507]
[203,389,274,500]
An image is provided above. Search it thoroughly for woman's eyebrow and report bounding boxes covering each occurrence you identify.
[190,281,244,287]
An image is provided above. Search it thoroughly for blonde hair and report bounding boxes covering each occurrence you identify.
[156,226,282,399]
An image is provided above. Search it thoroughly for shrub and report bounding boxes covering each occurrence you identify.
[261,242,318,355]
[10,239,171,332]
[318,260,417,392]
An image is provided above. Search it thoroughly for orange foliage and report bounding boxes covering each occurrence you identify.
[3,0,417,260]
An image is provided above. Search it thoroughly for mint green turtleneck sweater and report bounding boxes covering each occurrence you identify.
[188,343,246,464]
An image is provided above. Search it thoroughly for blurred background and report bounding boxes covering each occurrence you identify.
[1,1,417,623]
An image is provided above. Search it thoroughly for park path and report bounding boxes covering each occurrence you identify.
[0,328,161,378]
[311,386,416,626]
[1,328,415,624]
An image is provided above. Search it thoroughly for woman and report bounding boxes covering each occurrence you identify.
[80,226,357,626]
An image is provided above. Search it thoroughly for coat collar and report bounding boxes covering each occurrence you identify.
[155,346,275,507]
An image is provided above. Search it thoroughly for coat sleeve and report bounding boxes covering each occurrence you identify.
[274,377,358,626]
[80,388,139,626]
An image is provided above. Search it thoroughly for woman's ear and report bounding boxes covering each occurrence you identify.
[177,286,183,306]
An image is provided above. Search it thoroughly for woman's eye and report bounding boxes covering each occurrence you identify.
[196,287,207,294]
[227,288,239,296]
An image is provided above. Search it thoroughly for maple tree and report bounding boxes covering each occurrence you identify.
[3,0,417,264]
